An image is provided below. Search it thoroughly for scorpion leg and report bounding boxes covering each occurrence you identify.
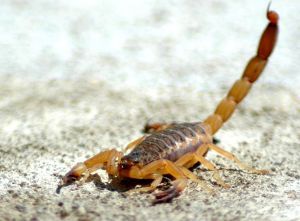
[176,150,229,188]
[128,174,163,193]
[194,150,230,188]
[124,136,147,153]
[60,148,123,186]
[174,145,205,168]
[178,165,212,193]
[180,144,208,168]
[207,144,269,174]
[143,122,171,133]
[131,159,188,204]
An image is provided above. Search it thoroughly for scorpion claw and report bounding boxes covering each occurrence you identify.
[153,187,180,204]
[152,179,187,204]
[57,163,89,193]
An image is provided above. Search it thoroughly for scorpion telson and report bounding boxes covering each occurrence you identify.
[59,6,279,204]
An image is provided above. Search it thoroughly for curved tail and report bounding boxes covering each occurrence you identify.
[204,7,279,135]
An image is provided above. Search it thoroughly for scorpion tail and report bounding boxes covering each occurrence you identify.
[204,6,279,135]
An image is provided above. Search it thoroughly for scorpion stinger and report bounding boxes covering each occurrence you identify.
[59,6,279,204]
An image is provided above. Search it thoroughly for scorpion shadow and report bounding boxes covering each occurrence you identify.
[56,173,156,194]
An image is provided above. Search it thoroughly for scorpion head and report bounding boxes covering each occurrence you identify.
[119,154,139,169]
[118,151,142,177]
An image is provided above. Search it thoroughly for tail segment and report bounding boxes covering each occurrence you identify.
[204,8,279,135]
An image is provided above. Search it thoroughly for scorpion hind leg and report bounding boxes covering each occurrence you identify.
[143,122,171,133]
[124,136,146,153]
[208,144,269,175]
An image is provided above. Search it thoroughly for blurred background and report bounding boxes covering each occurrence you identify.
[0,1,299,220]
[1,0,299,93]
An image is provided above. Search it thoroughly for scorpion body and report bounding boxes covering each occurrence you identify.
[123,123,211,165]
[60,7,279,204]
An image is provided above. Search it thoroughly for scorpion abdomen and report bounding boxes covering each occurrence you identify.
[124,122,212,165]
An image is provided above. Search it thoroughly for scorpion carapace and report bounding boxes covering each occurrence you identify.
[59,7,279,204]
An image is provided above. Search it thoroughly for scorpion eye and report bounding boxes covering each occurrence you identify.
[123,150,140,163]
[130,152,140,163]
[120,159,133,170]
[120,153,139,169]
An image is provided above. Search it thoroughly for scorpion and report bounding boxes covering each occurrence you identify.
[59,6,279,204]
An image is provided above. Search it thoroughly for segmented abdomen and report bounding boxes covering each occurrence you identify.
[126,122,212,165]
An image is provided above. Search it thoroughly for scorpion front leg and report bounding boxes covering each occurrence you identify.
[127,173,163,194]
[60,148,123,186]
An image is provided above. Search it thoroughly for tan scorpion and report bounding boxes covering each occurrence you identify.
[59,6,279,204]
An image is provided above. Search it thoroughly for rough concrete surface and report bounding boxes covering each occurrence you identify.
[0,0,300,221]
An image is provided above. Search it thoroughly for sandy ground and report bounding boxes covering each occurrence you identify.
[0,0,300,221]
